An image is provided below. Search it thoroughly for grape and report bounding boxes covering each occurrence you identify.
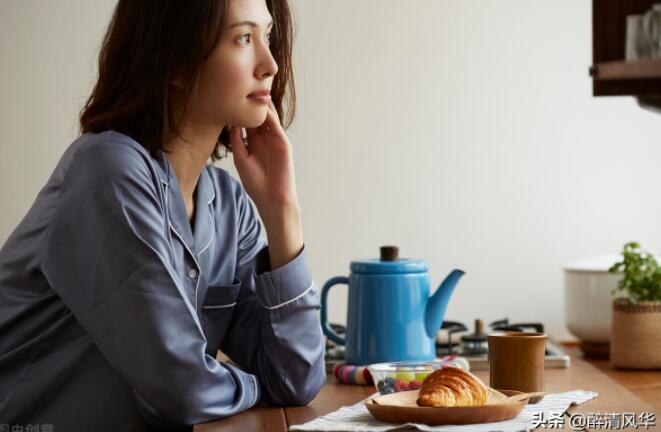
[394,372,415,381]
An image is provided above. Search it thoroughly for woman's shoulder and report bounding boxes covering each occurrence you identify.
[206,164,242,193]
[72,130,154,166]
[205,165,251,208]
[62,130,163,188]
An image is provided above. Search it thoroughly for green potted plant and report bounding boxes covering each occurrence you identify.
[608,242,661,369]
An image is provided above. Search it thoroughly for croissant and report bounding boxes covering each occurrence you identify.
[416,366,489,407]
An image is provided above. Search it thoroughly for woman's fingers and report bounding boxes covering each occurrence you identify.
[246,107,282,142]
[229,125,249,159]
[268,100,281,123]
[233,104,286,160]
[260,106,285,138]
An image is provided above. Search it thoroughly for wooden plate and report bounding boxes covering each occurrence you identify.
[365,389,529,426]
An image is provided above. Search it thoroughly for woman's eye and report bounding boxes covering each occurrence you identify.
[238,32,271,45]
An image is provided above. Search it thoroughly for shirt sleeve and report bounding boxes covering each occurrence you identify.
[41,141,260,427]
[219,184,326,406]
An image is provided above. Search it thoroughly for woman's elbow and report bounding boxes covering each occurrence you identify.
[267,360,326,406]
[288,366,326,406]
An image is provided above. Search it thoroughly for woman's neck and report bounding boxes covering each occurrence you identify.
[164,124,223,222]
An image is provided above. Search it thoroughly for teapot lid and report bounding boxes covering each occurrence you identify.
[350,246,428,274]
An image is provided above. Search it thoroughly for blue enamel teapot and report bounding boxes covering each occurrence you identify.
[320,246,464,365]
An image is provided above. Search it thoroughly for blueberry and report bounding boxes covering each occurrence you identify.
[381,387,395,395]
[384,377,395,387]
[377,380,386,392]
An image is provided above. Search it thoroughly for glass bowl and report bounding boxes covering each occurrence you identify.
[367,361,447,395]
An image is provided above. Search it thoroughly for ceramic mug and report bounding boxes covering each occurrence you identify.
[487,332,547,404]
[627,14,652,60]
[644,4,661,58]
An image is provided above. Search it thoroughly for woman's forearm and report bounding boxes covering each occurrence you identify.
[260,203,304,270]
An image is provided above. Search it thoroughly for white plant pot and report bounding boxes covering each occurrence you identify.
[564,255,621,343]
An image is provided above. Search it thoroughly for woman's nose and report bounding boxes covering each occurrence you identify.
[256,42,278,79]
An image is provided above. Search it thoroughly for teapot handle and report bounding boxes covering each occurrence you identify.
[320,276,349,346]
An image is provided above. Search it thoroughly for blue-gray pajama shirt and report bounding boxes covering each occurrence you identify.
[0,131,326,431]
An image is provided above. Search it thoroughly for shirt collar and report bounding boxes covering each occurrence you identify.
[158,153,216,256]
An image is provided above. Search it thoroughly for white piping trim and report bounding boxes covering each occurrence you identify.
[169,221,202,312]
[197,204,215,257]
[264,282,315,310]
[203,167,215,205]
[198,231,214,256]
[250,375,258,407]
[203,302,237,310]
[162,183,176,265]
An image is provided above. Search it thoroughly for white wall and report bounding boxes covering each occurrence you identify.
[2,0,661,341]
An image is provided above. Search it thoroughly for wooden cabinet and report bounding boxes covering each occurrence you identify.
[591,0,661,96]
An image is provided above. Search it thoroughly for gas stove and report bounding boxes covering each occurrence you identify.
[324,318,571,372]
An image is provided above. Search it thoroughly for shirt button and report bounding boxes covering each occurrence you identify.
[188,268,198,279]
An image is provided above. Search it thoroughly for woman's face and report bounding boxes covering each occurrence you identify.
[187,0,278,131]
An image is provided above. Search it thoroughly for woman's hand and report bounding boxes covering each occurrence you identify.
[229,102,298,210]
[229,102,303,269]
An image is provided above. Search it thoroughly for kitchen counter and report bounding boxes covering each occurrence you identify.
[195,343,660,431]
[562,343,661,412]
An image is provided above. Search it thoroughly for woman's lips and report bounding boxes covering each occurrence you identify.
[247,94,271,103]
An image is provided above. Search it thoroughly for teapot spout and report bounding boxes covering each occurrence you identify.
[425,269,465,338]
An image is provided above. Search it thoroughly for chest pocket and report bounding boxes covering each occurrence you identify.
[201,278,241,356]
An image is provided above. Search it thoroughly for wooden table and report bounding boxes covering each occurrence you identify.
[196,344,660,431]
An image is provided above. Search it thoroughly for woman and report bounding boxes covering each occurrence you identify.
[0,0,325,430]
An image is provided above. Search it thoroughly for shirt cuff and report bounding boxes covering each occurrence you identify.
[223,362,262,409]
[253,244,314,310]
[250,374,261,407]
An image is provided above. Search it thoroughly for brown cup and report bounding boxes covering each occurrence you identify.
[487,332,547,404]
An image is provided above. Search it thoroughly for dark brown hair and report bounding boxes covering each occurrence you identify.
[80,0,296,162]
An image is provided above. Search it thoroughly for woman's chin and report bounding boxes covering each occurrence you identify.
[240,112,268,129]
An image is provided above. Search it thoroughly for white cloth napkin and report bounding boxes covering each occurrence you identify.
[289,390,598,432]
